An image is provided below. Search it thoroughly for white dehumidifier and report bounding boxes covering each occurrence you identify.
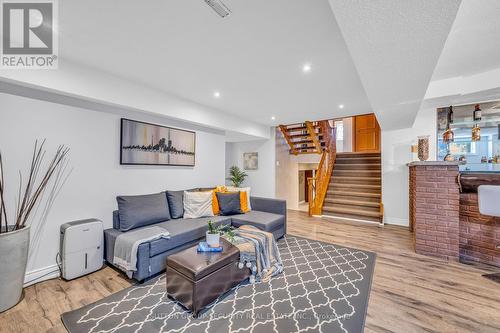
[59,218,104,280]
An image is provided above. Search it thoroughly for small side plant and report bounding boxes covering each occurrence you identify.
[207,219,235,242]
[227,166,247,188]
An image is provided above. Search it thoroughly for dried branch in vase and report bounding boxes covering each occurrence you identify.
[0,140,70,234]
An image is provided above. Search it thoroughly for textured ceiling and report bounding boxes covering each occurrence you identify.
[432,0,500,81]
[328,0,461,130]
[57,0,372,126]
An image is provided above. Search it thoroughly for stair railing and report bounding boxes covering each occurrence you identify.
[308,120,336,216]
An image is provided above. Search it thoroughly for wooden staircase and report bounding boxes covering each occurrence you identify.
[279,121,326,155]
[322,152,383,223]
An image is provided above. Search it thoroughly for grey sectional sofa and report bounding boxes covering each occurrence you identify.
[104,192,286,282]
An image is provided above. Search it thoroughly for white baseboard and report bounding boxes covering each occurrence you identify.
[24,264,60,287]
[383,216,409,227]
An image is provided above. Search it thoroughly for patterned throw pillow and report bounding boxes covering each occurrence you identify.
[183,191,215,219]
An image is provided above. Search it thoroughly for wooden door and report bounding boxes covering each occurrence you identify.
[304,170,313,202]
[354,114,380,152]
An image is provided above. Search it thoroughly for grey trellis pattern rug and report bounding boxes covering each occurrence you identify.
[62,236,376,333]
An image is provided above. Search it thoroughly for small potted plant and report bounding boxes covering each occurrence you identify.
[206,220,235,247]
[206,220,220,248]
[227,166,247,187]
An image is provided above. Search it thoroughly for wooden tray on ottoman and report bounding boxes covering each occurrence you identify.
[166,239,250,315]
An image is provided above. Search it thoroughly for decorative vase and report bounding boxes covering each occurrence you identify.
[206,231,220,248]
[0,226,30,312]
[417,136,430,161]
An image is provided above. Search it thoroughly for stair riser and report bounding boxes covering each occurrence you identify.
[335,158,381,164]
[323,203,380,214]
[332,178,381,185]
[322,212,382,223]
[325,195,380,204]
[335,164,381,170]
[333,170,381,177]
[336,153,381,158]
[327,191,381,199]
[329,185,380,194]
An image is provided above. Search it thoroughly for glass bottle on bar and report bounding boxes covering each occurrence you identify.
[448,105,453,124]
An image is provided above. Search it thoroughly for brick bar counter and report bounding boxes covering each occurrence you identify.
[408,161,500,267]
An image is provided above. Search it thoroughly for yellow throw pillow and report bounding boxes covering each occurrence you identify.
[211,186,229,215]
[212,191,220,215]
[240,191,250,213]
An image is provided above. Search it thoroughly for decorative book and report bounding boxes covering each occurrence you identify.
[197,242,223,252]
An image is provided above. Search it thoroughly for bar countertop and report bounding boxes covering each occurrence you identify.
[407,161,460,167]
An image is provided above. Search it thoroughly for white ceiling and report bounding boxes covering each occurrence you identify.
[4,0,497,133]
[328,0,462,130]
[58,0,372,126]
[432,0,500,81]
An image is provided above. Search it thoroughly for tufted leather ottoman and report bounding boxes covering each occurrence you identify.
[166,238,250,315]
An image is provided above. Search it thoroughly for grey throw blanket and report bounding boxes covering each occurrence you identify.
[113,226,170,278]
[224,225,283,283]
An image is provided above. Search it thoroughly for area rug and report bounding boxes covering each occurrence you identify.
[61,236,376,333]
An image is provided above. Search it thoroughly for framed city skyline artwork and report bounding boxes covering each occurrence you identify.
[120,118,196,166]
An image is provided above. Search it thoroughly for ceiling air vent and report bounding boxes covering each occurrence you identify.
[204,0,231,18]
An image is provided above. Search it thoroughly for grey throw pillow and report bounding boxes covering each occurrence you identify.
[166,190,184,219]
[216,192,242,216]
[117,192,171,231]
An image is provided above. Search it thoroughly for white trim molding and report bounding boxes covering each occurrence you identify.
[24,264,60,287]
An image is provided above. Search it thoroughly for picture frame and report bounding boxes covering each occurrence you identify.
[120,118,196,166]
[243,152,258,170]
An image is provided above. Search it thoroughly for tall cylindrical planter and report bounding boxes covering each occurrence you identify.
[0,226,30,312]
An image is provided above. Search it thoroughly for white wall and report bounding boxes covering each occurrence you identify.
[224,128,276,198]
[381,107,437,226]
[0,93,226,284]
[343,117,354,152]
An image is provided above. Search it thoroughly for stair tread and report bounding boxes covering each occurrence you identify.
[322,205,382,217]
[330,183,381,189]
[324,198,380,207]
[336,156,381,160]
[333,170,381,174]
[327,190,381,198]
[335,163,381,168]
[332,176,381,180]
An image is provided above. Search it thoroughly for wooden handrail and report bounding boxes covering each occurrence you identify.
[305,121,322,154]
[308,120,336,216]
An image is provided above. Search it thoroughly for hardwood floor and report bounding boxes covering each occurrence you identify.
[1,210,500,332]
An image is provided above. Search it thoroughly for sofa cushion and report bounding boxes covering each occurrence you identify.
[216,192,242,216]
[117,192,170,231]
[149,216,231,257]
[231,211,284,232]
[166,191,184,219]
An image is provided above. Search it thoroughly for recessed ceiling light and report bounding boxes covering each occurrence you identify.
[302,63,312,73]
[271,116,276,121]
[338,104,344,109]
[213,91,221,98]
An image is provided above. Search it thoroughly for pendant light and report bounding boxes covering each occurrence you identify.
[443,106,454,143]
[472,124,481,142]
[471,104,481,141]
